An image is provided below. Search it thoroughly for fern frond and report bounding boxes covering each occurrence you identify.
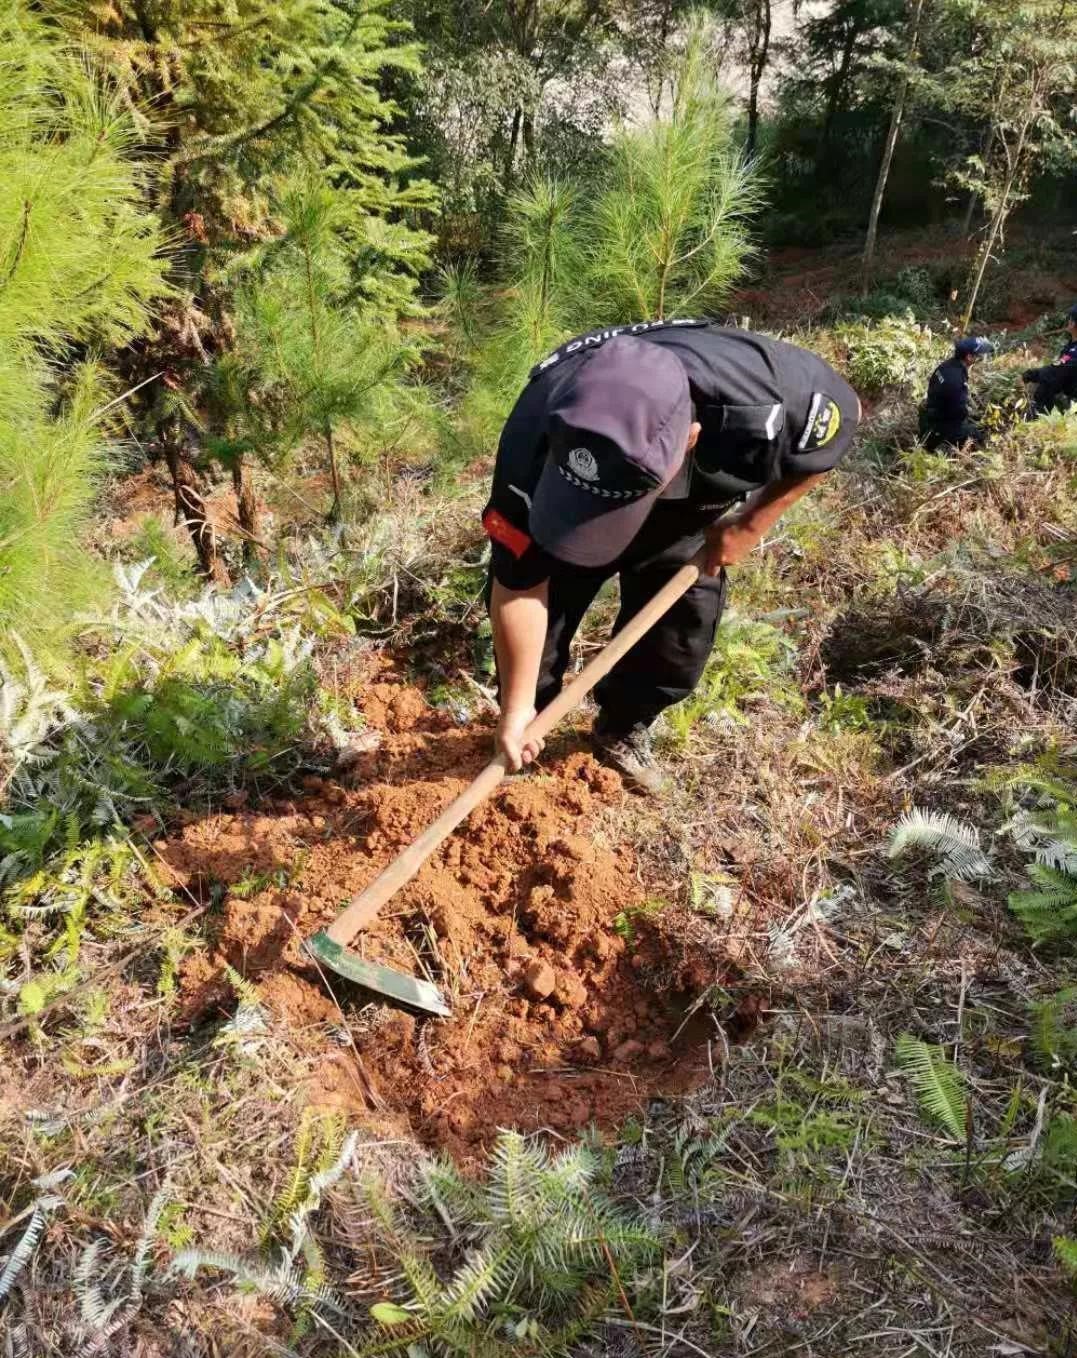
[130,1181,171,1299]
[0,1196,60,1300]
[74,1239,120,1331]
[894,1035,969,1141]
[397,1247,442,1314]
[285,1129,357,1262]
[168,1248,345,1314]
[437,1243,514,1322]
[1030,989,1077,1071]
[1009,866,1077,945]
[888,809,992,880]
[418,1156,485,1227]
[270,1107,316,1239]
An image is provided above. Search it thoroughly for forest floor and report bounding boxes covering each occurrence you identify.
[3,241,1077,1355]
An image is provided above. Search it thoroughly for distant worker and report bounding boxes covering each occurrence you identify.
[918,336,995,452]
[1022,304,1077,416]
[481,321,861,790]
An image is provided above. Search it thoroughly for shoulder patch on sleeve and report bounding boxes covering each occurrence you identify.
[797,393,842,453]
[483,508,532,559]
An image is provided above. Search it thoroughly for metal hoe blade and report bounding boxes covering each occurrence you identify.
[305,931,451,1018]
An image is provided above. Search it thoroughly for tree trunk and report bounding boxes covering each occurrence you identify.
[819,24,857,171]
[745,0,772,159]
[162,427,229,586]
[961,121,1030,329]
[506,106,523,187]
[231,454,263,567]
[325,425,342,523]
[862,0,926,293]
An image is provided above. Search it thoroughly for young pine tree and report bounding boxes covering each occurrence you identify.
[50,0,435,559]
[219,180,425,524]
[580,24,763,322]
[0,0,166,653]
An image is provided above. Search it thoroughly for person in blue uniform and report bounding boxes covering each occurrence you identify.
[480,320,861,788]
[1023,304,1077,416]
[918,336,994,451]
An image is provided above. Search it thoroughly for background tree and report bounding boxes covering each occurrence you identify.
[454,27,762,452]
[584,29,763,320]
[0,0,166,650]
[713,0,779,157]
[212,179,426,526]
[48,0,435,570]
[861,0,928,291]
[948,0,1077,326]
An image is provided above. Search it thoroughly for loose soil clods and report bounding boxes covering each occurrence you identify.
[160,662,722,1159]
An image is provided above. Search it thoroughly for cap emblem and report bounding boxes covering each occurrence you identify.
[567,447,599,481]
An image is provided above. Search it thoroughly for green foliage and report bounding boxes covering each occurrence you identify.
[363,1130,662,1355]
[582,24,762,321]
[1,837,146,1030]
[833,312,941,395]
[894,1035,969,1141]
[213,176,429,521]
[0,1,167,649]
[166,1129,662,1355]
[1009,867,1077,947]
[663,614,799,746]
[1002,771,1077,947]
[0,561,361,880]
[1029,989,1077,1073]
[448,27,762,456]
[62,0,435,247]
[1054,1236,1077,1281]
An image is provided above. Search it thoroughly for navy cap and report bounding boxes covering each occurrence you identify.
[955,336,994,358]
[529,337,692,567]
[1068,303,1077,323]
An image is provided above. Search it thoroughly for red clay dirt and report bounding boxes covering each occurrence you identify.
[159,662,722,1160]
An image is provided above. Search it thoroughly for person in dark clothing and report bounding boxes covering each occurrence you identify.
[481,320,861,788]
[1023,304,1077,416]
[918,336,994,451]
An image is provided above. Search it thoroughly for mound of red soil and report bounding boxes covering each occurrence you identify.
[159,665,720,1158]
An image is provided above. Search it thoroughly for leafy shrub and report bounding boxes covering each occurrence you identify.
[0,562,362,876]
[833,312,942,394]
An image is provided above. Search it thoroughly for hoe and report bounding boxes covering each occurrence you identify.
[305,552,704,1016]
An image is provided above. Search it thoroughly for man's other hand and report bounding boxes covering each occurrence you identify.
[702,519,762,574]
[495,707,544,772]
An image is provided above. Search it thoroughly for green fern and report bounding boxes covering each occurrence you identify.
[221,963,262,1011]
[1009,866,1077,946]
[1029,989,1077,1071]
[359,1130,662,1355]
[888,809,992,880]
[895,1035,969,1141]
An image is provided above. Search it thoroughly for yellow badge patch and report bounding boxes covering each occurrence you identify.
[798,393,842,453]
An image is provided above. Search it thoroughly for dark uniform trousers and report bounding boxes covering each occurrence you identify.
[917,411,984,452]
[532,510,728,733]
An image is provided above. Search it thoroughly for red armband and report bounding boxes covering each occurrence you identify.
[483,509,532,559]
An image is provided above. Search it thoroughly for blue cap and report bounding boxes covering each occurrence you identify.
[955,336,994,358]
[529,337,692,567]
[1068,303,1077,323]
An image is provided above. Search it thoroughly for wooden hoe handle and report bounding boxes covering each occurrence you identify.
[324,552,705,946]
